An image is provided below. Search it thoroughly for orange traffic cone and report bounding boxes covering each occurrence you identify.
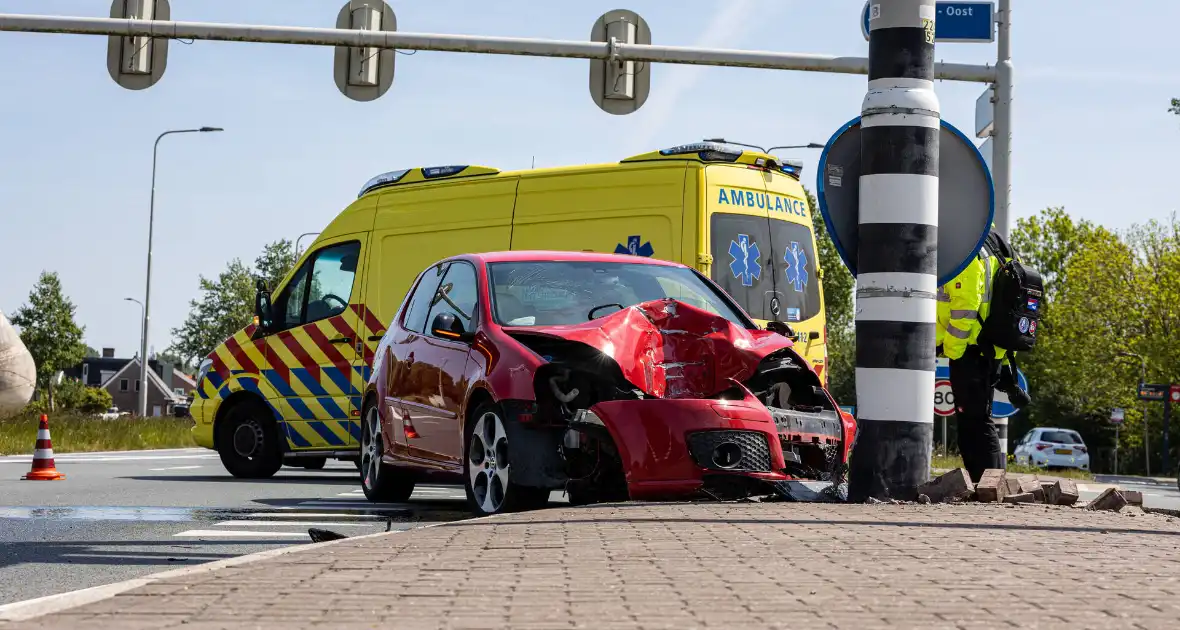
[22,414,65,481]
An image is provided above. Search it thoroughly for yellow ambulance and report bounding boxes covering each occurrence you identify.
[191,142,829,476]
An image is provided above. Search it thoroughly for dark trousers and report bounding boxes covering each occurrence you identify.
[950,345,1004,483]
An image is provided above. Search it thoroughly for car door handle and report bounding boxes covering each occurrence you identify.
[367,335,384,342]
[329,336,352,345]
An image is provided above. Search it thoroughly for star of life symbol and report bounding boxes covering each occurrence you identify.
[615,235,654,257]
[728,234,761,287]
[783,241,809,293]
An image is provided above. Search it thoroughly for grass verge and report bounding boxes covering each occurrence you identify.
[0,410,196,455]
[931,453,1094,481]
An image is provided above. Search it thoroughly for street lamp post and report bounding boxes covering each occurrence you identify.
[139,126,223,418]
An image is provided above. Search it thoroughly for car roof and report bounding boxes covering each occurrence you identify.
[1033,427,1079,433]
[462,250,686,267]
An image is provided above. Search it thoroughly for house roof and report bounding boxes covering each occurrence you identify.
[172,370,197,389]
[100,358,181,403]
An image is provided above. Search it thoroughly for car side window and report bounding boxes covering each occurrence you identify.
[402,264,447,334]
[426,262,478,337]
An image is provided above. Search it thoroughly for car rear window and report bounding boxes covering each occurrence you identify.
[1040,430,1082,444]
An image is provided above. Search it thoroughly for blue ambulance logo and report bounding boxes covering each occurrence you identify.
[783,241,809,293]
[728,234,761,287]
[615,235,654,257]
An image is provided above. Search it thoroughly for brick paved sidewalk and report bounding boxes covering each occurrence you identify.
[4,502,1180,630]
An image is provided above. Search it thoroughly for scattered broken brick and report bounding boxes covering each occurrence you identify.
[1018,475,1045,502]
[1054,479,1080,506]
[1122,490,1144,506]
[1004,477,1021,496]
[916,468,974,503]
[1041,481,1061,505]
[1085,487,1127,512]
[975,469,1008,503]
[1002,492,1036,504]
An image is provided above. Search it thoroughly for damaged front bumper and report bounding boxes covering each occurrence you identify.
[580,387,846,501]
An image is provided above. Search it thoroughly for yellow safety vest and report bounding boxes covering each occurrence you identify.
[936,248,1007,361]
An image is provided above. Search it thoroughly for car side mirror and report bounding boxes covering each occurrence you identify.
[765,320,795,338]
[254,278,274,333]
[808,330,820,340]
[431,312,472,342]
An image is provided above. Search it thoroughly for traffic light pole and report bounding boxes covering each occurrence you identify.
[0,12,996,82]
[848,0,939,502]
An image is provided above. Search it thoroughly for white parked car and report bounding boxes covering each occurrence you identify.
[98,406,127,420]
[1013,427,1090,471]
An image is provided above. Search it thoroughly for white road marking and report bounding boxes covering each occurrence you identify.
[0,453,217,464]
[211,520,375,528]
[244,512,389,520]
[172,530,309,539]
[148,465,203,471]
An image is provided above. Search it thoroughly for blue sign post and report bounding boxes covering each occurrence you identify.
[861,1,995,43]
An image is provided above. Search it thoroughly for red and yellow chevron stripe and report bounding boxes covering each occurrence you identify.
[195,304,387,451]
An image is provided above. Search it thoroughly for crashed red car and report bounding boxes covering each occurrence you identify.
[360,251,855,516]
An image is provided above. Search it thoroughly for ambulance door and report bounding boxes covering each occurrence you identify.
[703,165,779,322]
[265,234,369,450]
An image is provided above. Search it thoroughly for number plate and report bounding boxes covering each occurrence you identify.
[1054,448,1071,455]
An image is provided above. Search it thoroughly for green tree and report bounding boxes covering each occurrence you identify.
[804,187,856,406]
[1010,210,1180,474]
[1170,98,1179,117]
[168,240,297,367]
[9,272,87,411]
[56,378,113,413]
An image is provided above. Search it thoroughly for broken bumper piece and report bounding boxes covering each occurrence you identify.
[587,397,843,501]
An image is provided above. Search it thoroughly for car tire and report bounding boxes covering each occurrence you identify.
[216,399,283,479]
[359,402,415,503]
[464,403,548,516]
[295,457,327,470]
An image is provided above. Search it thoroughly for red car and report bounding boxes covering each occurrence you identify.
[360,251,855,515]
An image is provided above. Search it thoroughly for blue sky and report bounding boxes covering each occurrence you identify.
[1,0,1177,360]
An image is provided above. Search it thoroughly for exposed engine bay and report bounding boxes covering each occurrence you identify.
[504,298,852,503]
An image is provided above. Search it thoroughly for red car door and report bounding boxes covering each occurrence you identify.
[386,262,477,469]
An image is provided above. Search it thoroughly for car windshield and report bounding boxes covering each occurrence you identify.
[1040,430,1082,444]
[487,261,749,327]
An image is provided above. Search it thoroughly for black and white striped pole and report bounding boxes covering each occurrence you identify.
[848,0,939,502]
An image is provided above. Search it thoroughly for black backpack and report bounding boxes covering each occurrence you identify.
[977,231,1044,353]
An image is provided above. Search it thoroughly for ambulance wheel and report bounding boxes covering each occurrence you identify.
[216,400,283,479]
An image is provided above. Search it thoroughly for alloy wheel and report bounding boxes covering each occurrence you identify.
[468,411,511,514]
[361,406,382,490]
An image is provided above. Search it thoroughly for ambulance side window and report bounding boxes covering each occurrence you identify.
[273,266,310,332]
[271,241,360,331]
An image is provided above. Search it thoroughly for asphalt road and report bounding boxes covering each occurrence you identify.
[1092,474,1180,511]
[0,448,549,606]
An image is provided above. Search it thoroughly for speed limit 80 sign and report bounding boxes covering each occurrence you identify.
[934,380,956,416]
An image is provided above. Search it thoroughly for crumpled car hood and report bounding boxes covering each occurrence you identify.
[503,298,794,399]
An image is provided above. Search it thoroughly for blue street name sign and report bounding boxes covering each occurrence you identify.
[861,1,995,43]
